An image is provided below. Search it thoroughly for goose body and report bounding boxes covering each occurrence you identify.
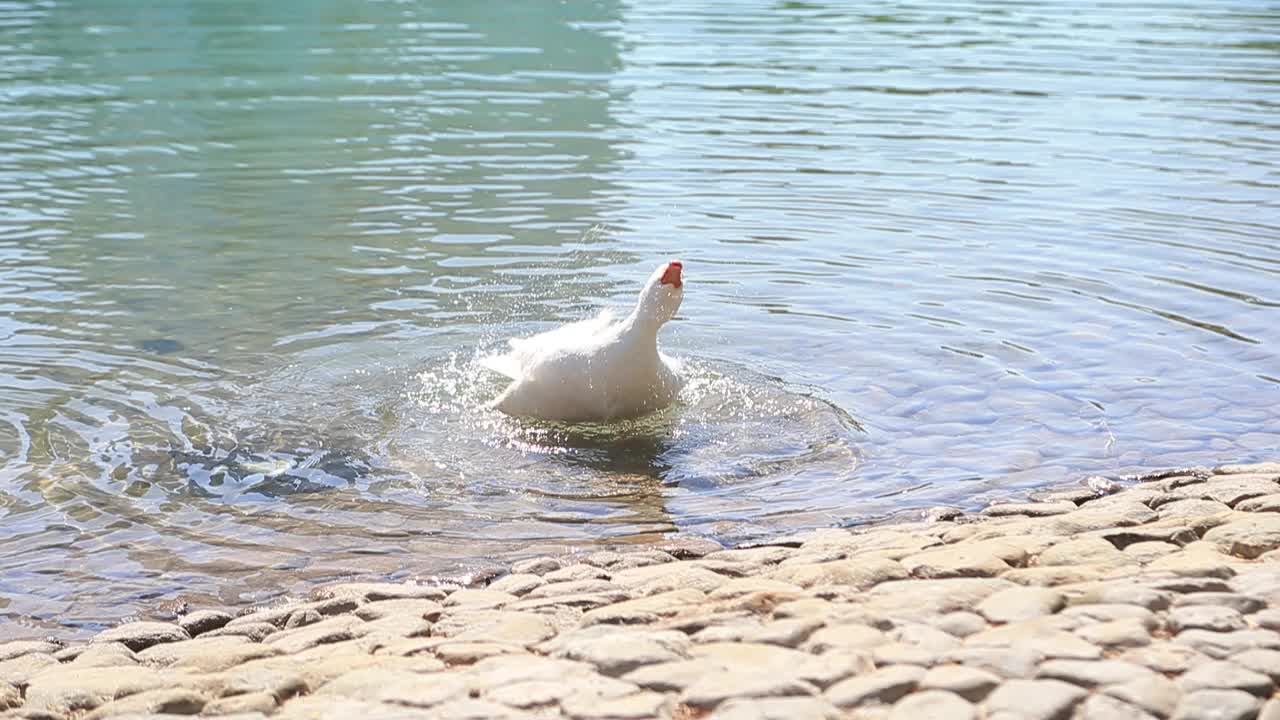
[483,261,685,422]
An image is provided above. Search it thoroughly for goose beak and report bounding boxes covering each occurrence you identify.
[660,261,683,289]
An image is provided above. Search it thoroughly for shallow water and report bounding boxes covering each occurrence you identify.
[1,0,1278,636]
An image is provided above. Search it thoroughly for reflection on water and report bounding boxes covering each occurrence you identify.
[1,0,1278,636]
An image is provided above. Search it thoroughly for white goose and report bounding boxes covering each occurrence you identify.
[483,261,685,422]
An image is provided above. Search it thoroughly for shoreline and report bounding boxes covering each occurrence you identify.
[2,460,1278,719]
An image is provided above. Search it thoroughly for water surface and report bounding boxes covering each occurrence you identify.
[2,0,1278,636]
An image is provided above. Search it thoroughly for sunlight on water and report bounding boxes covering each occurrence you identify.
[396,351,862,495]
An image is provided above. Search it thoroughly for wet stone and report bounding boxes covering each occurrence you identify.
[0,653,60,686]
[982,678,1087,720]
[1177,660,1274,696]
[1168,605,1246,633]
[1171,689,1261,720]
[512,556,562,575]
[354,598,444,622]
[203,621,278,642]
[91,621,189,652]
[178,609,232,637]
[545,564,611,583]
[69,642,139,667]
[487,574,544,596]
[444,589,517,609]
[284,607,321,628]
[0,641,60,663]
[319,581,448,603]
[1216,462,1280,475]
[264,615,366,654]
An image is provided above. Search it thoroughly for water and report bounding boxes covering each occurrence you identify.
[1,0,1277,637]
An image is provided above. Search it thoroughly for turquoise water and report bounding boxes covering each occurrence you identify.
[1,0,1277,636]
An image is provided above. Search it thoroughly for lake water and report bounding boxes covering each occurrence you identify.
[2,0,1277,637]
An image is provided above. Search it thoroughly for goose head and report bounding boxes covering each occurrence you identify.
[633,260,684,329]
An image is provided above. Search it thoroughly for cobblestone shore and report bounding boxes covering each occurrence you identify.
[4,461,1280,720]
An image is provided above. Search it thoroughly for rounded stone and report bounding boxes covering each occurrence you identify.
[888,690,974,720]
[1171,689,1260,720]
[920,665,1000,702]
[976,587,1065,624]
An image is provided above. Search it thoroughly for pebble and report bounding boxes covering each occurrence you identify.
[1173,591,1266,614]
[1036,658,1154,688]
[1171,689,1261,720]
[824,665,924,708]
[888,690,975,720]
[931,611,987,638]
[1177,660,1274,696]
[177,609,232,637]
[976,586,1065,623]
[709,696,842,720]
[7,459,1280,720]
[919,664,1000,701]
[1077,693,1159,720]
[683,670,817,709]
[982,678,1087,720]
[90,621,189,652]
[1102,674,1180,718]
[1168,604,1246,633]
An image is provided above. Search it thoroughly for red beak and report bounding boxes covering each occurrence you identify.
[660,261,683,289]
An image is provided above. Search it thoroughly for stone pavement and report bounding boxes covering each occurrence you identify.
[3,461,1280,719]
